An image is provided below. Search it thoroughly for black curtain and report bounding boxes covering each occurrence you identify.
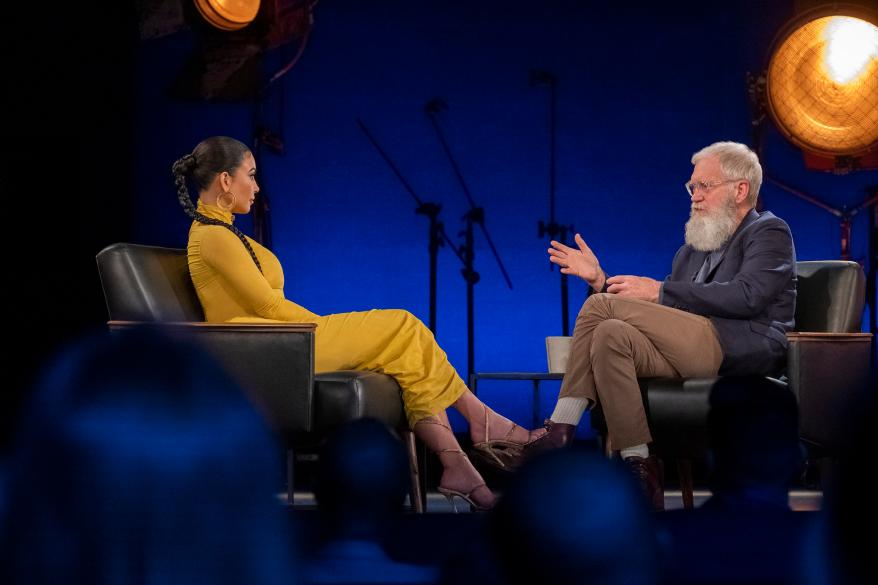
[3,5,137,451]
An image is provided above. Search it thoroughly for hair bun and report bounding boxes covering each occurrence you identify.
[171,153,198,176]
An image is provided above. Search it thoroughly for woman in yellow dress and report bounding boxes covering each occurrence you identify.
[172,136,543,510]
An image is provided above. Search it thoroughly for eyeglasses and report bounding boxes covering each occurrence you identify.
[684,178,744,196]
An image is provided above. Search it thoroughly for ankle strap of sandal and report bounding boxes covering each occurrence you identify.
[414,416,452,432]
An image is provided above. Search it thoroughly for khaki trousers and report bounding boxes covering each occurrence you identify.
[559,293,723,449]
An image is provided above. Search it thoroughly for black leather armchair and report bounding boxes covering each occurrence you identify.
[591,260,872,508]
[96,243,425,512]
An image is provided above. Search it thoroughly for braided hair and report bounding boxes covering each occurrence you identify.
[172,136,263,273]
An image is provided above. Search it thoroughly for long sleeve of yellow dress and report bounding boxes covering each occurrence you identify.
[188,201,467,427]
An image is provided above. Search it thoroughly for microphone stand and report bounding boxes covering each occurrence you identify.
[531,69,575,335]
[425,98,514,381]
[356,118,465,334]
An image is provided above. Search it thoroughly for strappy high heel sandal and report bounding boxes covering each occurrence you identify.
[413,416,496,511]
[471,404,542,472]
[436,448,494,512]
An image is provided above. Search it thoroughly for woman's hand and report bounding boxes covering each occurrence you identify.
[548,233,605,291]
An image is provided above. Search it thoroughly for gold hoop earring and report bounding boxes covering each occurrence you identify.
[217,190,237,212]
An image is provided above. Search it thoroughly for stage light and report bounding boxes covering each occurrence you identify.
[193,0,261,31]
[136,1,314,100]
[766,9,878,159]
[824,16,877,83]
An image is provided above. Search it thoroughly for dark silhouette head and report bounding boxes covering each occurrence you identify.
[801,383,876,585]
[0,328,295,585]
[491,448,659,585]
[314,418,409,541]
[708,375,802,502]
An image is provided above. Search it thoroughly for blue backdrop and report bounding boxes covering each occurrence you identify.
[132,0,876,434]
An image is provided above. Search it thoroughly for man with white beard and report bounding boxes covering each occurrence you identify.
[523,142,796,510]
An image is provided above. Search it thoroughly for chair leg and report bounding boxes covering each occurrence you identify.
[677,459,694,509]
[286,449,295,506]
[402,430,425,513]
[601,432,613,457]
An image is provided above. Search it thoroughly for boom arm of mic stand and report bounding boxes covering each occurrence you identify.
[357,118,465,259]
[425,105,513,289]
[476,212,513,289]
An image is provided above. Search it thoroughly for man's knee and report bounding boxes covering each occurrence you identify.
[577,292,612,318]
[590,319,633,359]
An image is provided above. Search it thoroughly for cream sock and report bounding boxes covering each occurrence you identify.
[550,397,592,425]
[620,444,650,460]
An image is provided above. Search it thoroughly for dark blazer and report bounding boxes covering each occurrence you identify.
[660,209,796,376]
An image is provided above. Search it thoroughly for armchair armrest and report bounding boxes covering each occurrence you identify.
[108,321,317,439]
[786,331,873,452]
[108,321,316,333]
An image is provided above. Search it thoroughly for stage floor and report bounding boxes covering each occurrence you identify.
[285,489,823,512]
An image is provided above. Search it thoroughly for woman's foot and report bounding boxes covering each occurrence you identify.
[469,403,547,447]
[413,414,497,510]
[437,449,496,510]
[465,403,547,472]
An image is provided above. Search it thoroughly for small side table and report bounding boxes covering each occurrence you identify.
[468,372,564,429]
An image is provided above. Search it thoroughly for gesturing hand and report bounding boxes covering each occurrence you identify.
[548,233,605,291]
[605,275,661,303]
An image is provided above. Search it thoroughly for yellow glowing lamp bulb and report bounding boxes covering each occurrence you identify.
[766,14,878,156]
[194,0,261,31]
[824,16,878,84]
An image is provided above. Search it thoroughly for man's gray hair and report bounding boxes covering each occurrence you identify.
[692,141,763,207]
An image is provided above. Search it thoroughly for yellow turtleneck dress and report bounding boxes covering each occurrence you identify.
[187,201,467,427]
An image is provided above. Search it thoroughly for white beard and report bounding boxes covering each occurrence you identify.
[684,195,739,252]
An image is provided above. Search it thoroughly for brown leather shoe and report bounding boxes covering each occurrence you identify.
[625,455,665,511]
[521,419,576,460]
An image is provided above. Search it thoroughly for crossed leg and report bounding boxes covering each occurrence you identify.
[559,293,723,449]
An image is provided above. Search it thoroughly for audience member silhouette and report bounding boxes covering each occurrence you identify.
[490,448,659,585]
[305,418,437,584]
[0,329,297,585]
[658,375,808,585]
[799,380,876,585]
[705,375,803,510]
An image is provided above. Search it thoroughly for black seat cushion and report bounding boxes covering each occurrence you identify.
[313,371,407,434]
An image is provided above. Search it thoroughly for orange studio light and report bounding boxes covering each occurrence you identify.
[766,7,878,158]
[194,0,261,31]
